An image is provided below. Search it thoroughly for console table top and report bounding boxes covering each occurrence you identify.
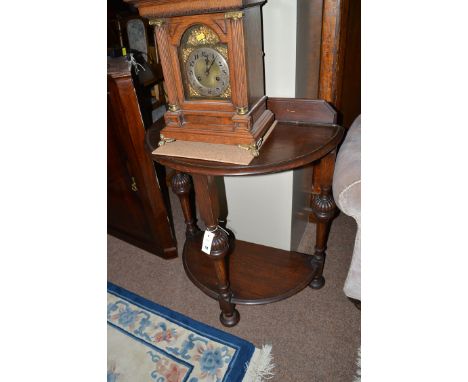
[148,121,344,176]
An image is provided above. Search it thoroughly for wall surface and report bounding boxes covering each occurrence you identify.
[223,0,296,251]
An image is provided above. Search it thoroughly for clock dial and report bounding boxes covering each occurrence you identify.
[186,47,229,97]
[179,24,231,100]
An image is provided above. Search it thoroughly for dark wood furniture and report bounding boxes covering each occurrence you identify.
[108,57,177,259]
[147,98,344,326]
[296,0,360,128]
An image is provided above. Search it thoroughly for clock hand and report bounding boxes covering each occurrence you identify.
[206,57,216,75]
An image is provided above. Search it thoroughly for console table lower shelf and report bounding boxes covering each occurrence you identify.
[183,231,319,305]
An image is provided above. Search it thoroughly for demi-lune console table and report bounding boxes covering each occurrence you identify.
[146,98,344,327]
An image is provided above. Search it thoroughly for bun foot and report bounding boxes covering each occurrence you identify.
[219,309,240,327]
[309,276,325,289]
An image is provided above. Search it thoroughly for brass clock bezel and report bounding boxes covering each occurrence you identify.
[178,24,232,100]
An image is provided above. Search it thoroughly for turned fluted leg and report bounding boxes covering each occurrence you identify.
[171,172,199,237]
[192,174,240,327]
[310,151,337,289]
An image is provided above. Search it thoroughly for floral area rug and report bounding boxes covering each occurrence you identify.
[107,283,274,382]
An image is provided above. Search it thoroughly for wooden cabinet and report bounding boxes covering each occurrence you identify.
[107,57,177,259]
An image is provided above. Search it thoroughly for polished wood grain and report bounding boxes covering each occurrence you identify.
[150,121,343,176]
[227,12,248,112]
[125,0,266,18]
[107,57,177,259]
[266,98,337,124]
[183,232,318,305]
[318,0,349,108]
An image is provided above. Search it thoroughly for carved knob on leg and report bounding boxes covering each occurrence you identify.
[171,172,199,237]
[206,226,229,258]
[310,186,336,289]
[205,226,240,327]
[311,186,336,221]
[171,172,191,194]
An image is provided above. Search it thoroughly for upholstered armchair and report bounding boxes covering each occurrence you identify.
[333,115,361,301]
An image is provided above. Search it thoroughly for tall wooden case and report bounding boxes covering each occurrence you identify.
[125,0,273,145]
[296,0,361,128]
[107,57,177,259]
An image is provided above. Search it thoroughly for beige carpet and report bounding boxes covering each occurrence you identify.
[108,192,360,381]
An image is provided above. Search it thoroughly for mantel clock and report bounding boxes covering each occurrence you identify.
[125,0,274,147]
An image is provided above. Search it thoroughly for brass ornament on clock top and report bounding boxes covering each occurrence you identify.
[125,0,275,147]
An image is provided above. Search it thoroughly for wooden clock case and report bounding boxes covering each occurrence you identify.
[125,0,273,146]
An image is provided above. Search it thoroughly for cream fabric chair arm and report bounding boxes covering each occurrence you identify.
[333,115,361,301]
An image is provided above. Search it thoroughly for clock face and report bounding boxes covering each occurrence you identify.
[179,24,231,100]
[186,47,230,97]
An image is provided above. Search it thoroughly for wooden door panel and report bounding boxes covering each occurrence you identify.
[107,110,153,241]
[107,58,177,258]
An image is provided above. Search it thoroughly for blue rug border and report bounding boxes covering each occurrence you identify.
[107,282,255,382]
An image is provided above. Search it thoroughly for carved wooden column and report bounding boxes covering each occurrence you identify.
[150,18,183,129]
[171,172,199,237]
[310,150,337,289]
[191,174,239,327]
[225,11,248,115]
[150,19,178,109]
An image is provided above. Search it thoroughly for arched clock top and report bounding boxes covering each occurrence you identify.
[163,15,229,46]
[180,24,221,47]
